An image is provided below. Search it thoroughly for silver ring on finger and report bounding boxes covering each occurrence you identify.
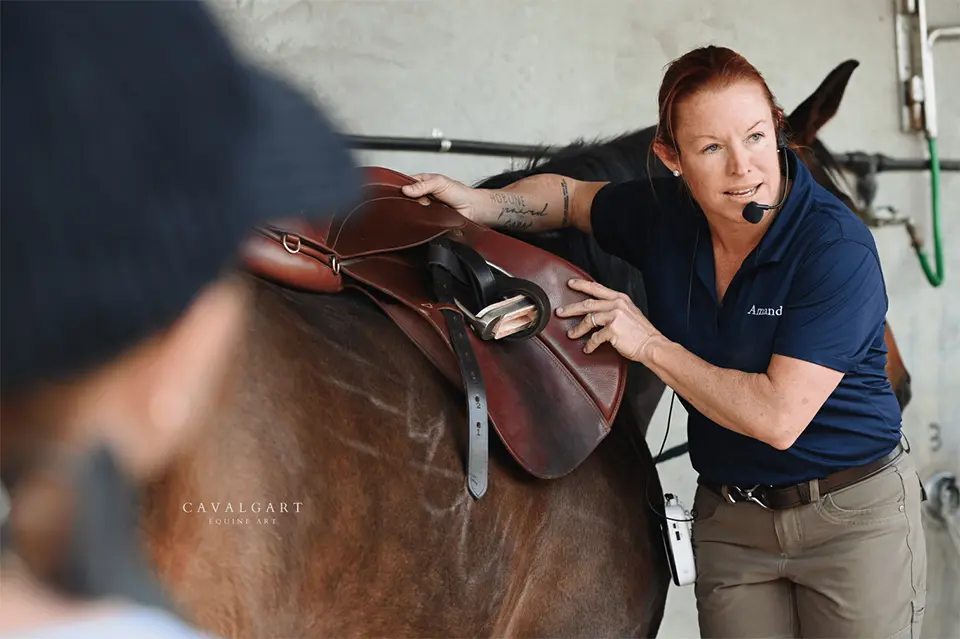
[590,313,598,329]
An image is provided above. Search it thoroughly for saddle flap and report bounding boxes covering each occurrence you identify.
[455,220,626,424]
[340,202,628,478]
[346,256,613,479]
[384,299,610,479]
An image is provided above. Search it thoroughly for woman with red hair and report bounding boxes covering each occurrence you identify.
[403,45,926,639]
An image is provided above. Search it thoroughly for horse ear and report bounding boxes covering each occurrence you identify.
[785,59,860,146]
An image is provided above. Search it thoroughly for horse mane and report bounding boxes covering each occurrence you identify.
[474,126,668,189]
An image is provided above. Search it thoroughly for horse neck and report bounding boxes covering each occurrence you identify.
[476,126,661,188]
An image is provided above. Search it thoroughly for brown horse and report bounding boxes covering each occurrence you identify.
[140,61,912,639]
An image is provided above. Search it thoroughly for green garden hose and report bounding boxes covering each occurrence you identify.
[910,136,944,287]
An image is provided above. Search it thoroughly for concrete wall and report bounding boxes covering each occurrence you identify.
[210,1,959,636]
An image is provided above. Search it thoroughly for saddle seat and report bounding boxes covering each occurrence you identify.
[241,166,627,497]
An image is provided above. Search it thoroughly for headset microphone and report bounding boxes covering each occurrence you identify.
[741,134,790,224]
[741,201,765,224]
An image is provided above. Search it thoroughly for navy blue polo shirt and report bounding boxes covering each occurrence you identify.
[590,148,903,486]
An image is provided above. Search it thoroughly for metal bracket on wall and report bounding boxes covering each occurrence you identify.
[894,0,959,136]
[895,0,926,134]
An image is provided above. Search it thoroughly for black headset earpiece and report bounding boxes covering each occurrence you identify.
[776,127,787,150]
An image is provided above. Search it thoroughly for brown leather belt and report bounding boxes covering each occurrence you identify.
[700,443,905,510]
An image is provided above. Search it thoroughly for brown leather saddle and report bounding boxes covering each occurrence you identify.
[241,166,627,499]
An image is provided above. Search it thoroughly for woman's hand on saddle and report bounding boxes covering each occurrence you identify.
[401,173,487,225]
[555,279,663,363]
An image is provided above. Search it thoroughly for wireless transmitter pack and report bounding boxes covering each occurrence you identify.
[660,493,696,587]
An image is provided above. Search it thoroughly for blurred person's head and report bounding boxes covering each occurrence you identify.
[0,0,359,613]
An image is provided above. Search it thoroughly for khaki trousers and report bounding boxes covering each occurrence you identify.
[692,450,927,638]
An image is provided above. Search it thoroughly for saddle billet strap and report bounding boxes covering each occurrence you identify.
[429,253,489,500]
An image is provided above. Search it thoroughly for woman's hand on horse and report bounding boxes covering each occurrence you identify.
[556,279,662,363]
[401,173,485,224]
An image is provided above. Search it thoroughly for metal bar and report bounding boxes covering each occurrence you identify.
[347,133,960,173]
[347,134,551,159]
[834,152,960,172]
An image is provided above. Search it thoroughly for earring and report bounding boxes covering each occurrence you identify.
[672,170,680,177]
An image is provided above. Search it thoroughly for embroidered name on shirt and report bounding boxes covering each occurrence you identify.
[747,305,782,316]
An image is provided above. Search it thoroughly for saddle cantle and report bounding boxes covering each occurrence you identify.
[241,166,627,498]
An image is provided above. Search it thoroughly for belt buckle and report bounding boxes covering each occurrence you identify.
[721,484,771,510]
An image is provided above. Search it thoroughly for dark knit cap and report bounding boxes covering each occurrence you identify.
[1,1,361,394]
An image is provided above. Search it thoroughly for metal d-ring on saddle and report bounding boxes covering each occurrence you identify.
[426,237,550,498]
